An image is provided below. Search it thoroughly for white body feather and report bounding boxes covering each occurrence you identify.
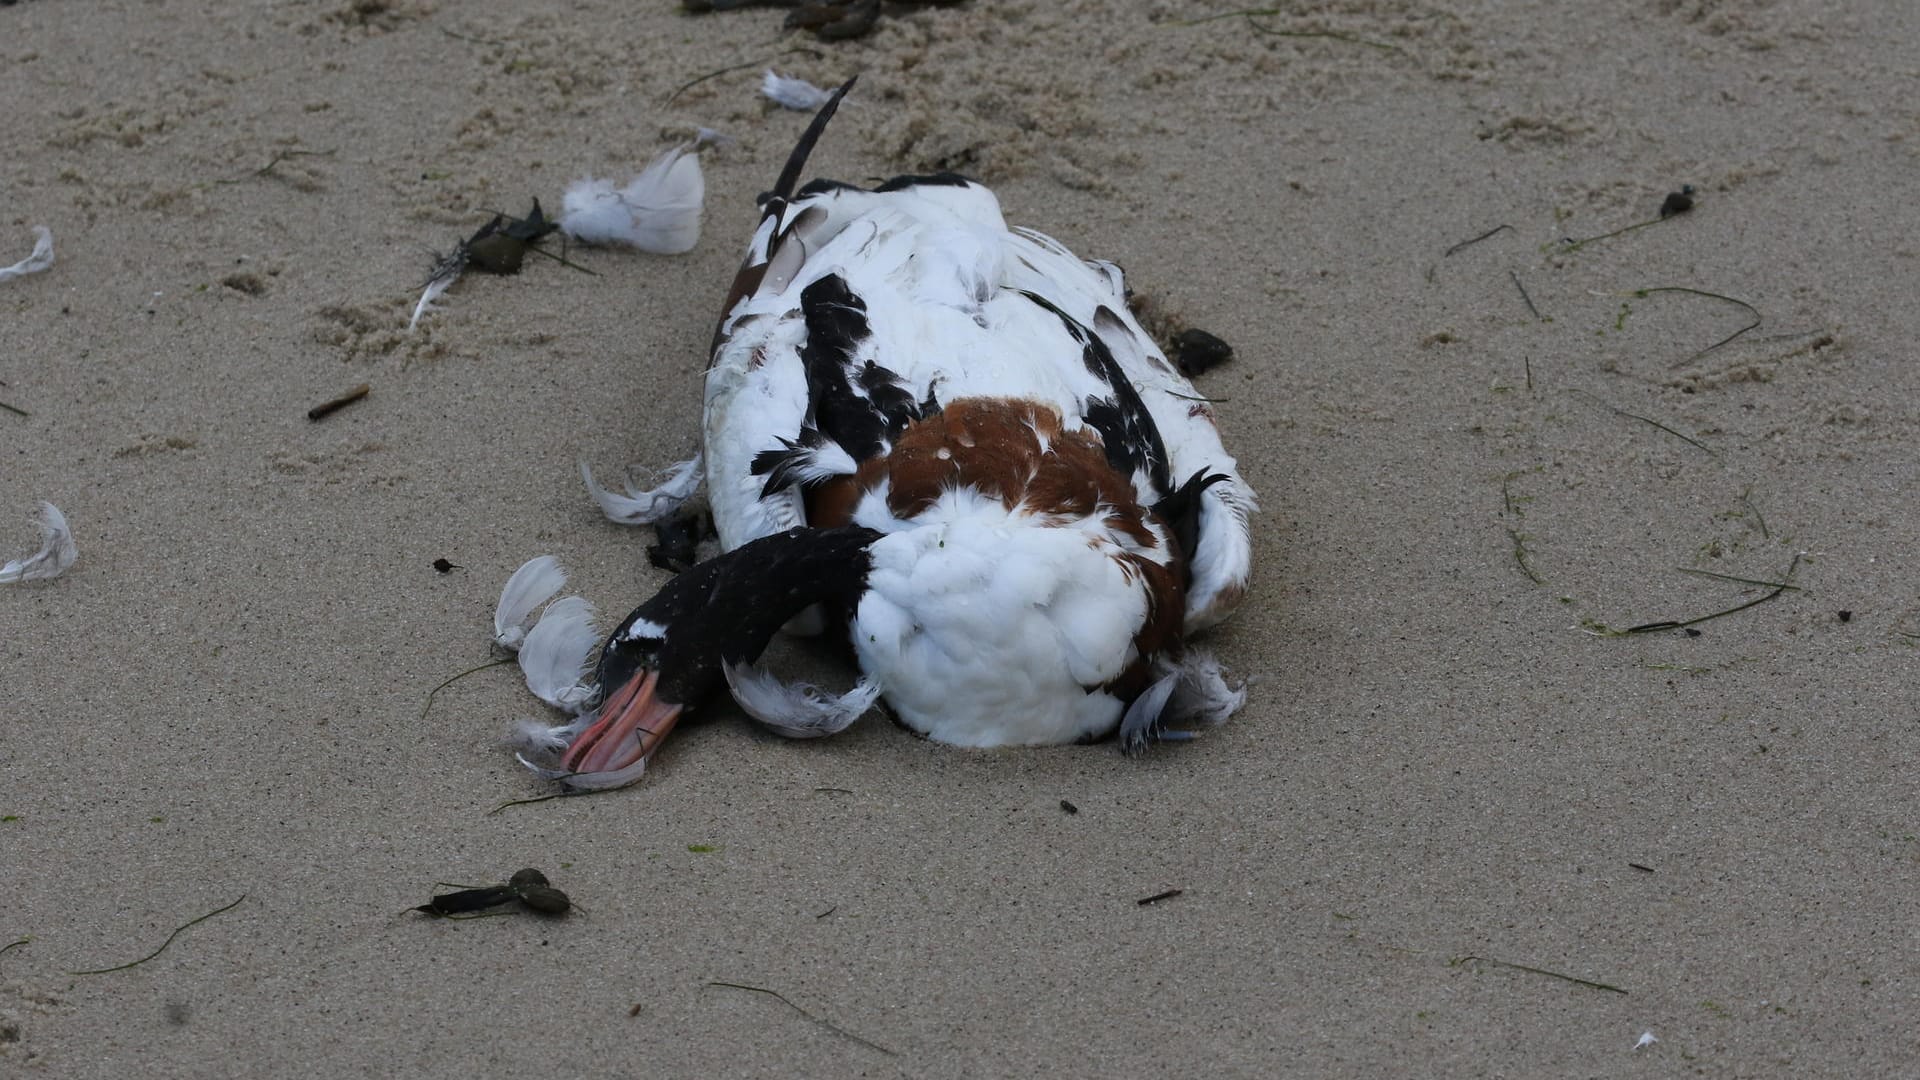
[854,512,1149,745]
[761,71,834,111]
[0,226,54,283]
[0,502,77,584]
[518,596,600,712]
[493,555,567,650]
[561,146,705,255]
[581,454,703,525]
[723,660,880,738]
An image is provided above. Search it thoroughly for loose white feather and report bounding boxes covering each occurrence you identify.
[581,453,703,525]
[560,145,705,254]
[518,596,600,712]
[494,555,567,650]
[761,70,833,111]
[408,247,466,332]
[1165,649,1248,727]
[507,716,578,757]
[0,226,54,283]
[1634,1032,1658,1050]
[723,659,881,739]
[1117,671,1182,754]
[0,502,77,584]
[506,706,596,763]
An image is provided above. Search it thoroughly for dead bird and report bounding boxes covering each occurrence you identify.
[501,78,1255,792]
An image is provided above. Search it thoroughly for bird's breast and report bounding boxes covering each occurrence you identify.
[825,397,1188,747]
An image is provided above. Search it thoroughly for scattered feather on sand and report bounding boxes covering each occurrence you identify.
[559,145,704,255]
[0,502,78,584]
[724,660,880,739]
[0,226,54,283]
[761,70,834,111]
[1634,1032,1658,1050]
[518,595,600,713]
[1164,649,1247,727]
[494,555,568,651]
[409,245,467,332]
[580,454,703,525]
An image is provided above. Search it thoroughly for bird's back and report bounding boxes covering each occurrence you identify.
[705,174,1254,632]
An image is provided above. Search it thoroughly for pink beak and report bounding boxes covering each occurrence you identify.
[557,670,685,791]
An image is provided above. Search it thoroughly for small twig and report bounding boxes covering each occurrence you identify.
[706,981,895,1056]
[521,244,600,276]
[1162,388,1230,404]
[1628,863,1656,873]
[1180,8,1400,51]
[1614,410,1713,454]
[1176,6,1276,24]
[0,937,26,975]
[1573,391,1714,456]
[488,793,570,815]
[1741,485,1770,539]
[1612,554,1803,636]
[487,791,560,807]
[1556,213,1668,253]
[1507,527,1543,585]
[71,895,247,975]
[419,658,514,723]
[1453,953,1628,995]
[1500,472,1525,518]
[490,786,622,815]
[307,383,371,421]
[439,26,511,46]
[1136,888,1184,906]
[1632,286,1763,362]
[0,399,28,418]
[1523,354,1533,391]
[1674,567,1802,591]
[1509,270,1543,321]
[1443,223,1512,257]
[257,148,334,175]
[667,58,764,105]
[216,148,335,185]
[665,47,819,105]
[1244,16,1400,51]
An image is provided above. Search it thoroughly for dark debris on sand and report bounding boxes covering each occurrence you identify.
[682,0,966,42]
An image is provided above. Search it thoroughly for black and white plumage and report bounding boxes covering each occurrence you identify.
[512,79,1256,791]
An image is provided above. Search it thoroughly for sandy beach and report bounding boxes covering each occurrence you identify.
[3,0,1917,1075]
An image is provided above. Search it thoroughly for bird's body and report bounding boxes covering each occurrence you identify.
[512,81,1255,790]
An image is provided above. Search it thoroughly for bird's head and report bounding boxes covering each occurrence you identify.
[513,526,882,791]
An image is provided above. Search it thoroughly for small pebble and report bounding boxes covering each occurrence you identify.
[1658,185,1696,218]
